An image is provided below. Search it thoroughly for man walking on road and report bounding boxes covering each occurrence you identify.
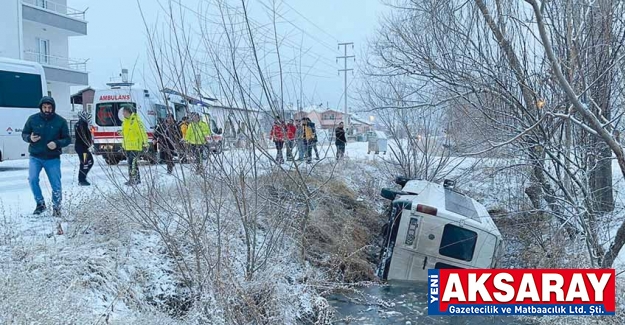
[335,122,347,159]
[156,114,180,174]
[120,106,149,185]
[285,119,297,161]
[269,117,285,164]
[295,119,305,161]
[74,110,94,186]
[21,96,71,216]
[302,118,317,163]
[184,112,211,173]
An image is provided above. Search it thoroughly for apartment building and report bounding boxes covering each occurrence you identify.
[0,0,88,119]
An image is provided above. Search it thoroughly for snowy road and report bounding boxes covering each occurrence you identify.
[0,155,128,215]
[0,142,382,216]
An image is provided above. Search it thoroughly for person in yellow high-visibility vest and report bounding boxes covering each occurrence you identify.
[184,113,211,173]
[120,106,149,185]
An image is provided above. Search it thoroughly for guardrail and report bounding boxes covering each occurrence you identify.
[22,0,85,21]
[23,51,87,72]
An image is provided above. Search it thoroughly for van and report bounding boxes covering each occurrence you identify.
[378,177,504,282]
[0,58,47,162]
[164,91,226,154]
[91,82,165,165]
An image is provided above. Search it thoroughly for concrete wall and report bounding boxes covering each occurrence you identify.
[47,81,72,118]
[22,20,69,58]
[0,0,23,59]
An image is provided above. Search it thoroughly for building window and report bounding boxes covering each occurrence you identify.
[36,0,47,9]
[37,38,50,64]
[48,91,52,97]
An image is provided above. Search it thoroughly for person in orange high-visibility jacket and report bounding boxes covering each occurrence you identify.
[179,116,189,138]
[120,107,149,185]
[301,118,317,163]
[184,113,211,173]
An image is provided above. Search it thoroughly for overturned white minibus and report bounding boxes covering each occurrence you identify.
[378,177,504,282]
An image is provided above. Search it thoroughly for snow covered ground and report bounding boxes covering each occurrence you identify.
[0,141,390,323]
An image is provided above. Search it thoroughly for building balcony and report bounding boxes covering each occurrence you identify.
[22,0,87,36]
[24,50,88,85]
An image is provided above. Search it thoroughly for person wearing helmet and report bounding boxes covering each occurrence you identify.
[75,110,94,186]
[21,96,71,217]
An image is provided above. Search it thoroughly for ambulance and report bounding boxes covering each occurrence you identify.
[91,82,168,165]
[377,177,504,282]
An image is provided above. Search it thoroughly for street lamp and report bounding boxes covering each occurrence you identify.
[537,99,545,109]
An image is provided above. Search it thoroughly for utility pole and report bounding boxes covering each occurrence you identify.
[337,42,354,132]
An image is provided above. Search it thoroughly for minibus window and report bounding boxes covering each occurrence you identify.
[439,224,477,262]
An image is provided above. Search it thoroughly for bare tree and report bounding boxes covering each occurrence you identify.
[363,0,625,267]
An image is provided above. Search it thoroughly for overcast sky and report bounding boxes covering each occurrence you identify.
[68,0,387,111]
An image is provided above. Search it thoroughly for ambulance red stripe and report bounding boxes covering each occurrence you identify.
[93,131,154,138]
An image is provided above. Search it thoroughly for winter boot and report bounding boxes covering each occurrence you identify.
[79,180,91,186]
[52,206,61,217]
[33,203,46,215]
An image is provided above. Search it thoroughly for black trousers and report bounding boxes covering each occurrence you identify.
[275,141,284,162]
[336,143,346,158]
[286,140,295,159]
[76,147,93,182]
[190,145,204,172]
[160,146,175,172]
[126,151,141,182]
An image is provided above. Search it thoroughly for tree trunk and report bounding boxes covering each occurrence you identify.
[587,0,614,213]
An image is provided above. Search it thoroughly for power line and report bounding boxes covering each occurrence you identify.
[256,0,338,52]
[276,1,339,43]
[169,0,338,68]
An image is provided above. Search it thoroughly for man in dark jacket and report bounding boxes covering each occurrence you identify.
[74,110,94,186]
[21,96,71,216]
[155,114,180,174]
[335,122,347,159]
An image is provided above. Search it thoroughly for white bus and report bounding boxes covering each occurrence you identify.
[0,58,47,162]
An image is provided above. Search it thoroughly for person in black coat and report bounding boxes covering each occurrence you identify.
[155,114,181,174]
[335,122,347,159]
[21,96,71,216]
[74,110,94,186]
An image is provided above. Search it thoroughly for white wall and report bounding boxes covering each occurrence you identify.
[22,20,69,59]
[47,81,72,118]
[0,0,22,59]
